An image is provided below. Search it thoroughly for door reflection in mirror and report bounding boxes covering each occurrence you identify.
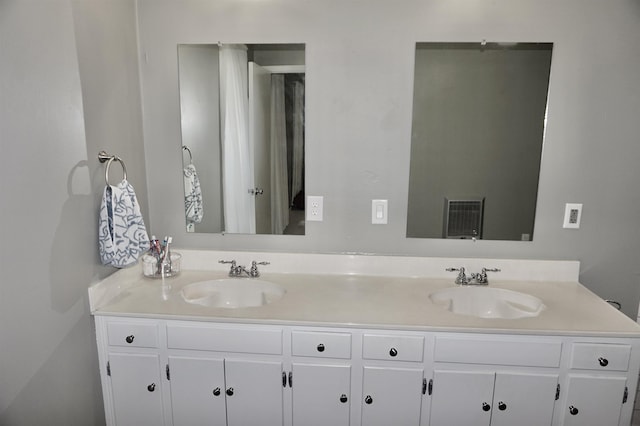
[177,43,305,235]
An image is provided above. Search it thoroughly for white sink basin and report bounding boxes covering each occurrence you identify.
[429,287,545,319]
[181,279,285,308]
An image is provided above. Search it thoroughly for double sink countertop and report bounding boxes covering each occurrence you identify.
[89,249,640,337]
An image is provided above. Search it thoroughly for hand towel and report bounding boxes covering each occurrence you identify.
[183,163,203,224]
[98,179,150,268]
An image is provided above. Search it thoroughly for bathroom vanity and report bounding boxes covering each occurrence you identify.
[89,250,640,426]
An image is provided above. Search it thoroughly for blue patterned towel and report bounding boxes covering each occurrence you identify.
[183,163,203,223]
[98,179,150,268]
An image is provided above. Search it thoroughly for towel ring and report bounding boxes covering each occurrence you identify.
[98,150,127,185]
[182,146,193,163]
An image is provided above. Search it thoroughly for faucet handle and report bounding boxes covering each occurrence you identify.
[250,261,270,277]
[219,260,239,276]
[476,267,500,284]
[446,267,468,285]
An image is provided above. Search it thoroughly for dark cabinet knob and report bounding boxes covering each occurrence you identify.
[226,387,234,396]
[147,383,156,392]
[340,394,348,403]
[213,387,221,396]
[365,395,373,404]
[598,357,609,367]
[389,348,398,357]
[317,343,325,352]
[498,401,507,411]
[125,335,135,344]
[482,402,491,412]
[569,406,579,415]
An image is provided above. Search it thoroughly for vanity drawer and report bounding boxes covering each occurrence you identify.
[107,321,159,348]
[292,331,352,359]
[167,324,282,355]
[362,334,424,362]
[434,336,562,367]
[570,343,631,371]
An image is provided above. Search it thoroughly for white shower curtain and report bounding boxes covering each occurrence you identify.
[219,44,255,234]
[291,80,304,203]
[270,74,289,234]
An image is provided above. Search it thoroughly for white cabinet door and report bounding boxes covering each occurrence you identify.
[168,356,227,426]
[225,358,284,426]
[291,363,351,426]
[108,352,165,426]
[361,366,424,426]
[562,375,627,426]
[429,370,494,426]
[491,372,558,426]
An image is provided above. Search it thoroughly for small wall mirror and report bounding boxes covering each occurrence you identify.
[406,42,553,241]
[178,43,305,235]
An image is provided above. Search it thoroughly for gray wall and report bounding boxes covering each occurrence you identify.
[138,0,640,317]
[0,0,146,424]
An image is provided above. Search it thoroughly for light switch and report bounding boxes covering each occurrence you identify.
[372,200,388,224]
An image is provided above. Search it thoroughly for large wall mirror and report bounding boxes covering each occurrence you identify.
[407,42,553,241]
[178,43,305,235]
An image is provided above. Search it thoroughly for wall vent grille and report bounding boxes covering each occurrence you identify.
[443,198,484,239]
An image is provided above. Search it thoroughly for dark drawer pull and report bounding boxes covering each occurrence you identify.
[317,343,325,352]
[125,335,135,344]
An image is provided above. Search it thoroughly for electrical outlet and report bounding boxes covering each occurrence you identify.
[563,203,582,229]
[307,196,323,222]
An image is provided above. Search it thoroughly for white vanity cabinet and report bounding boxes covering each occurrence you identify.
[100,320,167,426]
[429,370,558,426]
[167,356,284,426]
[108,352,166,426]
[560,342,633,426]
[360,334,426,426]
[429,335,563,426]
[165,323,285,426]
[94,317,640,426]
[290,331,352,426]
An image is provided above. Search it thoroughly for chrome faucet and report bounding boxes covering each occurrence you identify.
[219,260,270,278]
[446,267,500,285]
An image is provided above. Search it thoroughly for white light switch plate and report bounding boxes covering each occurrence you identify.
[372,199,388,224]
[563,203,582,229]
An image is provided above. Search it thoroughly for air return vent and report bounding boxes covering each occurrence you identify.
[443,198,484,239]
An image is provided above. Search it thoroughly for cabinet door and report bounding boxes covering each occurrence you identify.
[562,375,627,426]
[168,356,227,426]
[108,353,165,426]
[429,370,494,426]
[491,372,558,426]
[225,359,284,426]
[361,366,424,426]
[292,363,351,426]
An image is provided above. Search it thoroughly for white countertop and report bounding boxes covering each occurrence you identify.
[89,250,640,337]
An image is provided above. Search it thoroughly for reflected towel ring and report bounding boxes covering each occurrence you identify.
[182,146,193,163]
[98,150,127,185]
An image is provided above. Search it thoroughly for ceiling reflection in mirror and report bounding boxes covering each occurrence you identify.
[178,43,305,235]
[406,42,553,241]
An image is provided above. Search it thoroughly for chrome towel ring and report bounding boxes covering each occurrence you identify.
[182,145,193,163]
[98,150,127,185]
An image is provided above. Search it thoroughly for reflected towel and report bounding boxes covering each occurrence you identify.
[183,163,203,223]
[98,179,150,268]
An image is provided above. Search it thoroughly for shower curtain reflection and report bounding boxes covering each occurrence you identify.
[219,44,255,234]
